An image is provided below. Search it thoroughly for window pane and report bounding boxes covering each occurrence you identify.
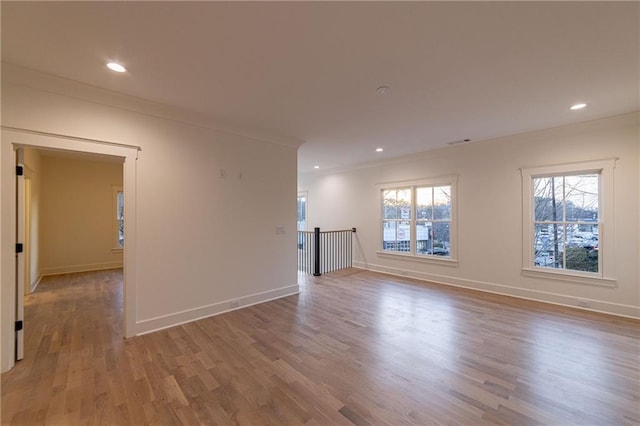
[118,220,124,247]
[534,223,552,252]
[535,223,564,269]
[297,195,306,232]
[432,222,450,256]
[566,222,599,272]
[566,246,598,273]
[397,220,410,252]
[383,190,397,219]
[398,189,411,220]
[534,177,563,221]
[534,223,554,266]
[416,187,433,220]
[433,186,451,220]
[297,196,306,222]
[416,221,431,254]
[565,174,598,222]
[117,191,124,220]
[117,191,124,247]
[382,220,399,251]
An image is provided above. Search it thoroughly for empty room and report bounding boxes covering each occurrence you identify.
[1,2,638,425]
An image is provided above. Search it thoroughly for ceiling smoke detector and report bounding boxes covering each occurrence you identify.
[376,86,390,95]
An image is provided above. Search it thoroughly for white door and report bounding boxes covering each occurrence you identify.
[15,150,25,361]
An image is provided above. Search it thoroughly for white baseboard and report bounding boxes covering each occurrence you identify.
[40,261,123,277]
[136,284,300,335]
[30,275,43,293]
[353,261,640,319]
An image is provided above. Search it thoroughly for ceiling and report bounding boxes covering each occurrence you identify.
[2,2,638,174]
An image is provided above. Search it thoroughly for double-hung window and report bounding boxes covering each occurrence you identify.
[380,177,457,263]
[521,159,616,285]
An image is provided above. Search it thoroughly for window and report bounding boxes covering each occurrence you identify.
[521,159,616,285]
[533,174,599,273]
[380,177,457,263]
[113,186,124,249]
[297,193,307,232]
[297,193,307,250]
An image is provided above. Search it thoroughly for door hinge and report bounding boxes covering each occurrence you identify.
[15,320,23,331]
[16,165,23,176]
[16,243,23,254]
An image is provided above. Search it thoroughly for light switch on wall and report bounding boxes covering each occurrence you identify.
[275,226,285,235]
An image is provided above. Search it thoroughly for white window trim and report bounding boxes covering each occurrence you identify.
[376,175,459,266]
[520,159,617,286]
[112,185,123,253]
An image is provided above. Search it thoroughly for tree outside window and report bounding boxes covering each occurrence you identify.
[533,173,599,273]
[117,190,124,247]
[113,185,124,249]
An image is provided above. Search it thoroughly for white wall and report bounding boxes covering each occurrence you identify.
[1,64,299,371]
[39,155,123,276]
[299,113,640,318]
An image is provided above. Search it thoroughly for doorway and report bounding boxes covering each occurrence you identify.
[1,128,140,372]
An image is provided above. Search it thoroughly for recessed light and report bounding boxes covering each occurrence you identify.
[107,62,126,73]
[376,86,390,95]
[314,165,320,169]
[376,148,384,152]
[569,103,587,110]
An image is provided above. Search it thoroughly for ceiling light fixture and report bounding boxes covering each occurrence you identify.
[376,148,384,152]
[376,86,390,95]
[569,103,587,110]
[107,62,126,73]
[314,165,320,169]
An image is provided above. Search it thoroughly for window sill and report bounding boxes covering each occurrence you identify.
[111,247,124,254]
[521,268,617,288]
[377,250,458,267]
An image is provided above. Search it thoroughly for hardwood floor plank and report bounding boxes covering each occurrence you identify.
[3,268,639,425]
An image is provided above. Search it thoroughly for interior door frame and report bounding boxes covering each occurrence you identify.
[15,150,25,361]
[23,168,33,295]
[1,128,140,372]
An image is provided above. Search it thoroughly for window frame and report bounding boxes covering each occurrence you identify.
[377,175,458,266]
[521,159,617,287]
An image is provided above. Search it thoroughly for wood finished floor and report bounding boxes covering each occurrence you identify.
[2,268,639,425]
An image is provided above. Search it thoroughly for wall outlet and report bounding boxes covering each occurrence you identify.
[576,299,590,308]
[230,300,240,308]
